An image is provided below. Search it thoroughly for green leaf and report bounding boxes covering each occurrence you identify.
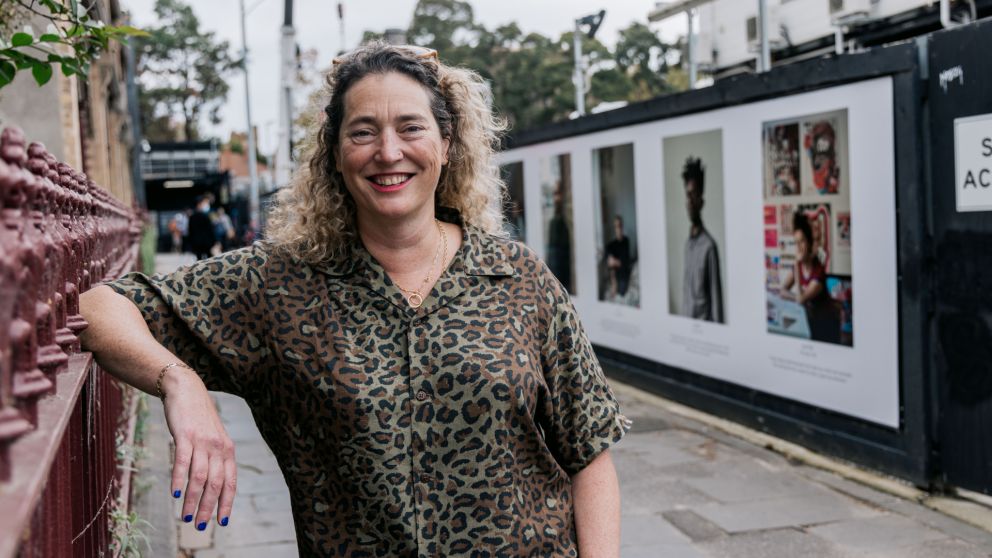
[31,63,53,86]
[11,33,34,47]
[39,0,66,14]
[111,25,150,37]
[61,60,78,76]
[0,60,15,88]
[39,34,61,43]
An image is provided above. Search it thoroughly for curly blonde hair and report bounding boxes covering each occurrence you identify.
[265,42,510,265]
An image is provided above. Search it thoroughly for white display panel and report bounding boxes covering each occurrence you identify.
[499,77,900,427]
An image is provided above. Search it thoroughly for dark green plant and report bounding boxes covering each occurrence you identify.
[0,0,146,90]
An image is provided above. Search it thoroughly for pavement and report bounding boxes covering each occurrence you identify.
[133,253,992,557]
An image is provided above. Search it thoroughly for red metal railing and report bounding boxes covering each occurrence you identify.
[0,126,142,557]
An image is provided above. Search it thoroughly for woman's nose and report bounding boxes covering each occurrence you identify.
[375,131,403,163]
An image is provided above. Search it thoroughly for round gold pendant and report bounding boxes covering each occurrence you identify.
[408,293,424,308]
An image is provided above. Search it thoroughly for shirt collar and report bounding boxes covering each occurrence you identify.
[312,208,516,279]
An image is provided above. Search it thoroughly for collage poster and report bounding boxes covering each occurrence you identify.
[762,109,853,346]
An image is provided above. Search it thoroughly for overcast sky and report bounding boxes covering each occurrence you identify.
[125,0,687,149]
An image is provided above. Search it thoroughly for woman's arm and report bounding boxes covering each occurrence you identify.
[80,286,237,529]
[572,449,620,558]
[797,279,824,305]
[779,264,796,297]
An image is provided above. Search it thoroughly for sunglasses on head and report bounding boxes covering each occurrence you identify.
[332,45,438,66]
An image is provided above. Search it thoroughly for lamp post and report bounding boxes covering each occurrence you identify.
[238,0,260,227]
[572,10,606,118]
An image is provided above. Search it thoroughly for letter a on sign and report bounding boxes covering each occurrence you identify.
[956,113,992,212]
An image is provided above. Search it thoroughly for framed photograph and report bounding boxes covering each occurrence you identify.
[664,130,727,323]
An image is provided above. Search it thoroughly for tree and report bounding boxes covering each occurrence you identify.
[0,0,144,91]
[614,21,675,101]
[358,0,685,132]
[408,0,475,54]
[134,0,236,141]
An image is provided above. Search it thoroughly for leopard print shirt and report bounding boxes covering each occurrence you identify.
[107,219,630,557]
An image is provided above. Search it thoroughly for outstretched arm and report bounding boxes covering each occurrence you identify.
[572,449,621,557]
[80,286,237,530]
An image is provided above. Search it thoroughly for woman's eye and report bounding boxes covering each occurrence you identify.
[350,130,374,141]
[403,125,425,134]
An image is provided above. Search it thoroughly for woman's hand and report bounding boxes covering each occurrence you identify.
[162,369,237,530]
[79,286,239,528]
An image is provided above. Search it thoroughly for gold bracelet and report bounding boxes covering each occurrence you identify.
[156,362,193,400]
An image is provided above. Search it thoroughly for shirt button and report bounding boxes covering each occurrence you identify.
[415,390,429,401]
[421,474,432,483]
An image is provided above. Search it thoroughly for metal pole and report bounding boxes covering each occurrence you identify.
[687,9,696,89]
[573,19,585,117]
[758,0,770,72]
[338,1,346,54]
[239,0,260,227]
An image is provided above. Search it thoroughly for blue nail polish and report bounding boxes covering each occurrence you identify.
[173,489,181,498]
[197,522,207,531]
[183,514,193,523]
[220,516,229,527]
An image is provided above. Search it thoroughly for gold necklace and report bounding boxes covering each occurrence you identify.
[394,219,447,308]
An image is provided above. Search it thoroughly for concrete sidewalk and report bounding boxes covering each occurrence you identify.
[133,253,992,557]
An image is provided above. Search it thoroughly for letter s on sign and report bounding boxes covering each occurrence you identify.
[983,137,992,157]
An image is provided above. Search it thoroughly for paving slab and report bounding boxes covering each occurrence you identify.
[699,527,848,558]
[807,513,948,554]
[866,536,992,558]
[194,542,299,558]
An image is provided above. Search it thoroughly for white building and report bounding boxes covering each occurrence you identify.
[651,0,984,78]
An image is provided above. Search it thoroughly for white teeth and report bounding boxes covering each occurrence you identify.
[372,174,411,186]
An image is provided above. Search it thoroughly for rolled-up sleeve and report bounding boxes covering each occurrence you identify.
[104,244,270,397]
[540,275,631,475]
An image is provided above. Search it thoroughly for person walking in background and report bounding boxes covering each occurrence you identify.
[214,207,235,252]
[169,210,188,253]
[680,157,724,323]
[186,196,216,261]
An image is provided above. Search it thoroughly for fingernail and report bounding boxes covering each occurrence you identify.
[220,516,229,527]
[197,522,207,531]
[183,514,193,523]
[173,489,181,498]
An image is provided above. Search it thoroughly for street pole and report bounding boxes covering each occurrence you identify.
[687,9,696,89]
[573,19,585,117]
[338,1,346,55]
[239,0,260,228]
[758,0,771,72]
[274,0,295,189]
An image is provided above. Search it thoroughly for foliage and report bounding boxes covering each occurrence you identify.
[379,0,686,132]
[0,0,146,91]
[108,507,153,558]
[133,0,236,141]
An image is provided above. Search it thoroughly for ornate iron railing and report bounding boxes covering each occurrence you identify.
[0,126,143,557]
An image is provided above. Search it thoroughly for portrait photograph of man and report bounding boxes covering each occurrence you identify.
[664,130,727,324]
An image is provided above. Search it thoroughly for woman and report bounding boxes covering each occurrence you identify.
[780,212,839,344]
[80,43,628,557]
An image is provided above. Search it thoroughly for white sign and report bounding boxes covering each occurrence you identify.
[955,113,992,212]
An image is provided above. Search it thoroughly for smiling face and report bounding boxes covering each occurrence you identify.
[335,72,450,226]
